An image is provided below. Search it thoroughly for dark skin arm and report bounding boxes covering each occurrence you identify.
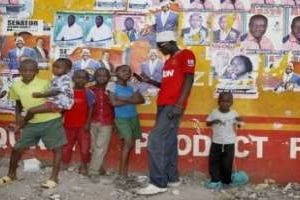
[32,90,60,98]
[15,100,23,128]
[108,91,145,107]
[135,73,161,88]
[206,119,223,127]
[84,103,94,132]
[167,73,194,119]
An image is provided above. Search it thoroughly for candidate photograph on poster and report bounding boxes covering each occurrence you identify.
[53,12,86,45]
[0,0,34,18]
[264,54,300,92]
[114,13,146,46]
[1,33,50,70]
[282,8,300,51]
[212,13,242,44]
[127,0,153,13]
[181,12,211,45]
[94,0,127,11]
[83,13,114,48]
[240,6,284,52]
[214,53,259,99]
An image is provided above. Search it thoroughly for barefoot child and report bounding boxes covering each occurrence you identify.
[0,59,66,189]
[62,70,95,175]
[88,68,114,182]
[106,65,144,180]
[205,92,242,189]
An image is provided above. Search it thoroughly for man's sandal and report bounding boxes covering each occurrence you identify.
[0,176,13,186]
[41,180,57,189]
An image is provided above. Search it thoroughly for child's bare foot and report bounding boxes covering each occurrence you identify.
[78,165,88,176]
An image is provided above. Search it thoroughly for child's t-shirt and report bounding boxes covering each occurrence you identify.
[90,86,114,125]
[63,88,95,128]
[106,82,138,119]
[206,108,239,144]
[48,74,74,110]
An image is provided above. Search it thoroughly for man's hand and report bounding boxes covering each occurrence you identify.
[167,106,183,120]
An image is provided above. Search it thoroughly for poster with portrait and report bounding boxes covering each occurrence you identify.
[181,11,212,46]
[214,53,259,99]
[83,13,114,48]
[240,6,284,53]
[0,33,51,70]
[217,0,251,12]
[127,0,153,13]
[211,13,242,45]
[113,13,146,47]
[0,0,34,18]
[282,8,300,51]
[0,71,16,113]
[94,0,127,11]
[263,53,300,92]
[53,12,86,46]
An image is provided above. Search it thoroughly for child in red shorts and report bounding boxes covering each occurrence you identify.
[62,70,95,175]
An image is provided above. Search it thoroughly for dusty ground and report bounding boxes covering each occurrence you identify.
[0,158,299,200]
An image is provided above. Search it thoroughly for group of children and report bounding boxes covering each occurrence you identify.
[0,55,246,190]
[0,57,145,188]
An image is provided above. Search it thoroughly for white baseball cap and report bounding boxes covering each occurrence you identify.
[156,31,176,42]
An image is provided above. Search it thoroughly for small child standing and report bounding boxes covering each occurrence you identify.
[205,92,242,189]
[20,58,74,127]
[88,68,114,182]
[62,70,95,175]
[106,65,144,180]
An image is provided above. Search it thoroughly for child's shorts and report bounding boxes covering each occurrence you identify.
[115,116,141,140]
[14,117,66,150]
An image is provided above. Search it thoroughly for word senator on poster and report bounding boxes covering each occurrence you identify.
[1,127,300,159]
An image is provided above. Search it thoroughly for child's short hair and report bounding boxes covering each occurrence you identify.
[94,67,110,77]
[115,64,130,72]
[73,69,90,80]
[54,58,72,71]
[218,91,233,100]
[20,59,38,69]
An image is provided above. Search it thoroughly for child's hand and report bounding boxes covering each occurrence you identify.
[32,92,44,98]
[167,106,183,120]
[212,119,223,125]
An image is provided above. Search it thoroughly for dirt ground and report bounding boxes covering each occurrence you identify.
[0,158,298,200]
[0,158,217,200]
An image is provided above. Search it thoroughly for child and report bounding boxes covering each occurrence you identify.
[20,58,74,127]
[0,59,66,189]
[88,68,114,183]
[106,65,144,180]
[62,70,94,175]
[205,92,242,189]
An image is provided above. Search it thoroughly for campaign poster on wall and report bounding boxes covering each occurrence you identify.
[282,8,300,51]
[240,5,284,53]
[127,0,153,13]
[53,12,86,46]
[83,13,114,48]
[1,18,50,69]
[113,13,147,47]
[217,0,251,12]
[0,71,16,113]
[0,0,34,18]
[180,11,212,46]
